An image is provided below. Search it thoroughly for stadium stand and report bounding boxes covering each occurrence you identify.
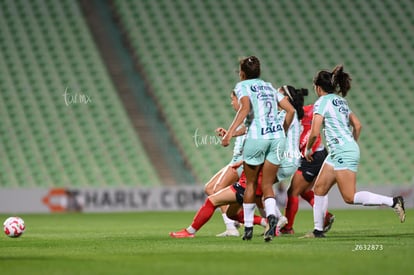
[0,0,162,187]
[112,0,414,185]
[0,0,412,188]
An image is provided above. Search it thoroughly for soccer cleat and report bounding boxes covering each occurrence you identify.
[263,215,278,242]
[169,229,195,238]
[216,229,240,237]
[323,212,335,233]
[299,229,325,239]
[261,222,269,236]
[392,196,406,223]
[242,226,253,241]
[234,221,241,229]
[275,216,288,236]
[280,227,295,235]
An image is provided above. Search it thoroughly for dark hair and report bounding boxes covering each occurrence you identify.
[239,56,261,79]
[313,65,351,97]
[282,85,308,120]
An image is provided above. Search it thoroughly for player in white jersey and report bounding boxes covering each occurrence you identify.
[204,91,246,237]
[302,65,405,238]
[221,56,296,242]
[274,97,301,181]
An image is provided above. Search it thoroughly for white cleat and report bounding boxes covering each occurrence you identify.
[275,216,288,236]
[277,216,288,229]
[216,229,240,237]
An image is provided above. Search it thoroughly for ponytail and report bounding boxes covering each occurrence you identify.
[313,64,352,97]
[331,65,351,97]
[283,85,308,120]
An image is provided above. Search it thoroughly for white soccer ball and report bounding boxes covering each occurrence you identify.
[3,216,25,238]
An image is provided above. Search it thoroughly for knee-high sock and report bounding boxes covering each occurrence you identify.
[313,195,328,231]
[264,197,277,217]
[235,210,266,226]
[275,204,283,218]
[301,190,314,206]
[285,196,299,229]
[354,191,393,206]
[243,203,256,227]
[222,213,237,230]
[254,215,267,226]
[189,198,216,232]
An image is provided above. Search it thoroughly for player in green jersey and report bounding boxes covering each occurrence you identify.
[303,65,405,238]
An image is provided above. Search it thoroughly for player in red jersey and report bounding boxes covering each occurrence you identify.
[169,167,267,238]
[281,104,335,234]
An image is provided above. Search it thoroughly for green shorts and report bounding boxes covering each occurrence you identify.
[229,155,244,177]
[243,138,286,166]
[325,142,360,172]
[277,160,299,182]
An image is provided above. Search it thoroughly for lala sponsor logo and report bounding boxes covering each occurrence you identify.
[261,123,283,135]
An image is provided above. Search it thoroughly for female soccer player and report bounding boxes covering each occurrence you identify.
[170,84,307,239]
[169,168,267,238]
[204,91,246,237]
[281,104,334,235]
[221,56,295,241]
[303,65,405,238]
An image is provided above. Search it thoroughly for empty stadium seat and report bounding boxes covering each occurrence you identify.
[112,0,414,185]
[0,0,161,187]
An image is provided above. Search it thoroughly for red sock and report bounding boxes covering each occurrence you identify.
[301,190,314,206]
[191,198,216,230]
[253,215,263,225]
[285,196,299,230]
[233,210,262,226]
[234,210,244,223]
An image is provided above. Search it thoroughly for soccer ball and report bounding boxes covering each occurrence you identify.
[3,217,25,238]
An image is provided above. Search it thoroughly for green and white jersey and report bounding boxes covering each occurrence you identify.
[313,94,355,152]
[234,79,285,140]
[278,111,301,166]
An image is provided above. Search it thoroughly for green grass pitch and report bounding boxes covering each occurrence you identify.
[0,209,412,275]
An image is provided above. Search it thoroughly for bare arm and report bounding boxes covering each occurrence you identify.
[305,114,323,161]
[221,96,250,147]
[216,125,246,138]
[278,97,295,133]
[349,113,362,141]
[229,160,244,169]
[233,124,247,137]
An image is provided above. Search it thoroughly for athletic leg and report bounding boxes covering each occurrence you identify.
[242,162,262,228]
[210,165,240,232]
[261,160,279,217]
[336,170,406,222]
[312,162,336,234]
[284,171,310,231]
[204,166,226,195]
